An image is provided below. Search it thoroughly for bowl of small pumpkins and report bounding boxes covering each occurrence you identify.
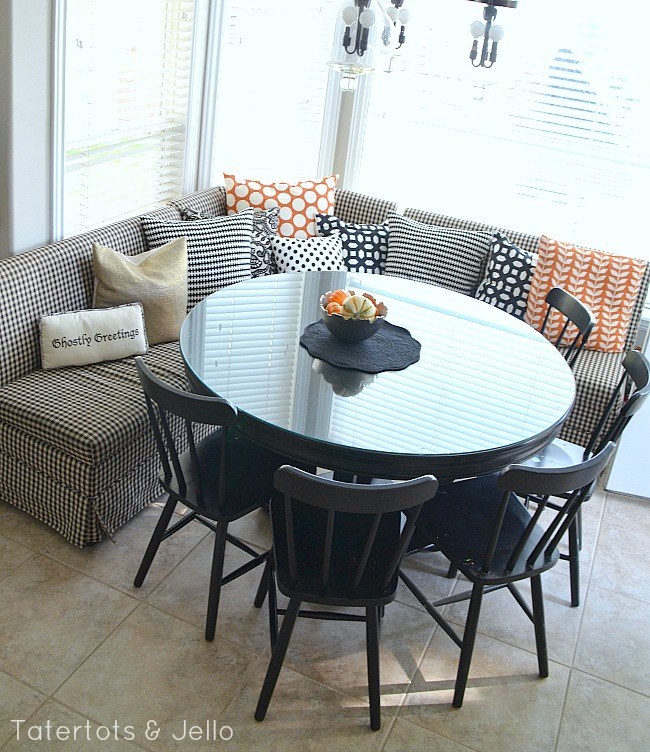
[320,288,388,343]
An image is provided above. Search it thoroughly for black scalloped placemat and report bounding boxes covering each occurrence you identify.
[300,320,421,374]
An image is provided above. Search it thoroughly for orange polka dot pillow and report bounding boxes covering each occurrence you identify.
[224,173,338,239]
[525,235,648,353]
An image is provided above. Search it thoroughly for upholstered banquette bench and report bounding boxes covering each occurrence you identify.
[0,185,646,547]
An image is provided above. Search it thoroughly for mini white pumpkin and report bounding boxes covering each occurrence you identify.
[341,294,376,321]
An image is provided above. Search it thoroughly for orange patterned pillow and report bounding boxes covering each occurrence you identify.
[224,173,338,239]
[525,235,647,353]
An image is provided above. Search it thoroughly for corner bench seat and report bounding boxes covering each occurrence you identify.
[0,342,186,547]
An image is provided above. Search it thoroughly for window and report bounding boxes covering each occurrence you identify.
[62,0,195,236]
[354,0,650,259]
[210,0,341,183]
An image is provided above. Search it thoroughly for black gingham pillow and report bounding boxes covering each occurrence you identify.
[316,214,388,274]
[475,233,536,319]
[180,205,280,278]
[384,212,492,296]
[141,211,253,310]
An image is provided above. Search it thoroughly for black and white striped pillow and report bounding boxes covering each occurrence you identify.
[179,205,280,278]
[475,233,536,319]
[141,210,253,311]
[316,214,388,274]
[384,212,492,296]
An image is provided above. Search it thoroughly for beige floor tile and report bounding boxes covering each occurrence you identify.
[0,535,34,583]
[226,508,273,551]
[277,600,435,708]
[442,570,583,667]
[573,585,650,695]
[384,717,478,752]
[0,556,136,694]
[40,504,208,600]
[400,629,569,752]
[582,485,607,517]
[0,503,62,552]
[219,656,392,751]
[0,671,45,747]
[556,670,650,752]
[54,604,257,752]
[591,495,650,603]
[395,550,459,611]
[145,535,269,651]
[2,699,146,751]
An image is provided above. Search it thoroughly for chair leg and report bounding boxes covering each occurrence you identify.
[205,522,229,641]
[134,496,177,587]
[453,583,484,708]
[567,519,581,607]
[255,598,301,722]
[254,558,270,608]
[366,606,382,731]
[530,575,549,678]
[267,559,278,649]
[446,563,458,579]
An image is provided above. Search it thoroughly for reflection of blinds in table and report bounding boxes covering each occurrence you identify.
[327,300,574,457]
[202,276,304,428]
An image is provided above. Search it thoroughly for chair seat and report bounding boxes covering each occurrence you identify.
[164,430,290,522]
[410,475,559,585]
[271,496,402,606]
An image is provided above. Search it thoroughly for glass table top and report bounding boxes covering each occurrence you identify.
[180,271,575,472]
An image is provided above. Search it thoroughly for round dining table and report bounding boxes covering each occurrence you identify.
[180,271,575,483]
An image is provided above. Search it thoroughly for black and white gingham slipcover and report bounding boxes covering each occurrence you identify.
[333,190,397,225]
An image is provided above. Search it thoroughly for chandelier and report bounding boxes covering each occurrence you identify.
[468,0,517,69]
[328,1,412,92]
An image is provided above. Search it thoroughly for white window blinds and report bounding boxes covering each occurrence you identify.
[210,0,341,182]
[63,0,195,237]
[354,0,650,259]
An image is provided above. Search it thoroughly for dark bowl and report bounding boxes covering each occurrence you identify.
[320,307,385,343]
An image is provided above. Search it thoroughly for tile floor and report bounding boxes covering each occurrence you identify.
[0,486,648,751]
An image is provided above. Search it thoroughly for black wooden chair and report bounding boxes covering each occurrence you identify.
[133,357,296,641]
[539,286,595,368]
[254,467,438,731]
[399,443,616,708]
[522,349,650,605]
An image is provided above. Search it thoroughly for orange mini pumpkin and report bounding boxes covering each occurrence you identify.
[328,289,349,306]
[326,301,343,315]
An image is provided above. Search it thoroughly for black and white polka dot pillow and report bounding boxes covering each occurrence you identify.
[316,214,388,274]
[475,232,536,319]
[271,234,346,273]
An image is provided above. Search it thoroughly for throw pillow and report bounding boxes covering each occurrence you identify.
[271,235,346,273]
[384,212,493,296]
[525,235,648,353]
[40,304,148,370]
[316,214,388,274]
[475,233,536,319]
[180,205,280,278]
[92,238,187,345]
[140,210,254,311]
[224,173,338,238]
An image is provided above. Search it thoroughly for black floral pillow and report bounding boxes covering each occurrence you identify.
[179,205,280,278]
[316,214,388,274]
[475,233,536,319]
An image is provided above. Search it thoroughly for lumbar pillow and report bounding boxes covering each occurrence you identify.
[316,214,388,274]
[141,210,254,310]
[475,233,536,319]
[40,304,147,370]
[525,235,648,353]
[92,238,187,345]
[180,205,280,278]
[384,212,493,296]
[271,234,346,273]
[224,172,338,238]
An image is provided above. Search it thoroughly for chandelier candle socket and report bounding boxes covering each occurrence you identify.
[328,1,412,91]
[467,0,517,69]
